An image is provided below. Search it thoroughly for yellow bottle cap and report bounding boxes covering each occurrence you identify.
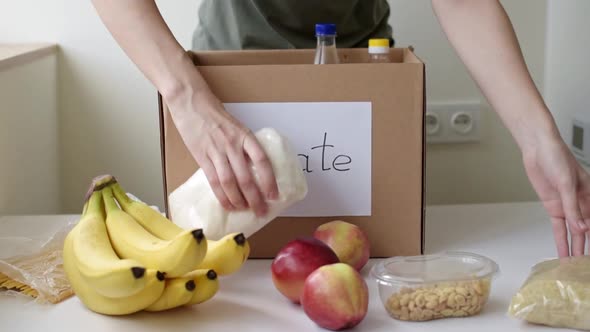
[369,39,390,47]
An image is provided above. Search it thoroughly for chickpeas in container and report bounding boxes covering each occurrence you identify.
[370,251,500,322]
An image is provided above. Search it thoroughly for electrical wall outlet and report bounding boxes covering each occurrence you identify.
[426,101,482,144]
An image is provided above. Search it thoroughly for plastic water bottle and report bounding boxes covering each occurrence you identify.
[368,38,390,63]
[314,23,339,64]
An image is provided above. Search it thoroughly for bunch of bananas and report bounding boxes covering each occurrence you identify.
[62,175,251,315]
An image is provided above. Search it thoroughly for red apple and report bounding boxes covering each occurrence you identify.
[301,263,369,330]
[314,220,370,271]
[271,237,340,304]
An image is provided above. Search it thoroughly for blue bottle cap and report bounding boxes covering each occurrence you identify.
[315,23,337,36]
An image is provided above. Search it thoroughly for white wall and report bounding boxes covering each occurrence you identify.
[56,0,199,213]
[1,0,197,212]
[544,0,590,147]
[389,0,546,204]
[389,0,547,102]
[0,54,60,215]
[1,0,549,212]
[0,1,60,43]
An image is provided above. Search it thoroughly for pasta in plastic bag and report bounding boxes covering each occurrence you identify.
[508,255,590,330]
[0,217,76,304]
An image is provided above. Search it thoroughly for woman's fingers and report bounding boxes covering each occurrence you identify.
[558,179,588,256]
[209,151,247,210]
[560,181,587,232]
[227,146,267,217]
[243,134,279,201]
[551,217,570,258]
[570,230,586,257]
[198,156,235,211]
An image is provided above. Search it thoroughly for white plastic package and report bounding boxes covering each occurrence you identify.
[168,128,308,240]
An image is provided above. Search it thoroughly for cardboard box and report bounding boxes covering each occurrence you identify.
[158,48,425,258]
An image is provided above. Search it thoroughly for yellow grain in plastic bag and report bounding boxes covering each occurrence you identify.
[508,255,590,330]
[0,217,77,304]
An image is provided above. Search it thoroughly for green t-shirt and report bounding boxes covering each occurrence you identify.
[192,0,393,50]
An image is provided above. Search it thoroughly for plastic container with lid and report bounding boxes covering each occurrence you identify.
[370,251,500,322]
[368,38,391,63]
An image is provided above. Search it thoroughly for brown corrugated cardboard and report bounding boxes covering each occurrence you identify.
[158,48,425,258]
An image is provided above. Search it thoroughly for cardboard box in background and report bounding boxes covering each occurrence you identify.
[158,48,425,258]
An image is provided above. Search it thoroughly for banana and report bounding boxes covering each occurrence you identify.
[72,190,149,298]
[183,269,220,305]
[144,277,195,312]
[110,182,183,240]
[196,233,250,276]
[63,226,166,315]
[82,174,116,215]
[102,187,207,278]
[110,183,249,277]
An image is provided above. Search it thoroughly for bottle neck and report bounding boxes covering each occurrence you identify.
[314,34,339,64]
[317,35,337,48]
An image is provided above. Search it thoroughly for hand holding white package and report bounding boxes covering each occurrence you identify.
[168,128,308,240]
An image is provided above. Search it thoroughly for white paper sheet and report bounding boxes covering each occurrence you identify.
[224,102,372,217]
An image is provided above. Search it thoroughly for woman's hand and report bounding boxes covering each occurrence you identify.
[432,0,589,256]
[90,0,278,216]
[523,135,590,257]
[167,87,279,217]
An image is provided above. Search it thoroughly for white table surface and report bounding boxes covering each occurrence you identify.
[0,202,576,331]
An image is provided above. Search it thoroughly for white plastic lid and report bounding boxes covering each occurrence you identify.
[370,251,500,285]
[368,46,389,54]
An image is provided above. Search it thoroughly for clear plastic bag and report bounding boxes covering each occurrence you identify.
[0,216,77,304]
[508,255,590,330]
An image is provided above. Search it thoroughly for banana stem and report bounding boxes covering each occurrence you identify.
[82,201,89,216]
[84,174,116,203]
[102,187,119,214]
[85,190,105,220]
[111,182,132,206]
